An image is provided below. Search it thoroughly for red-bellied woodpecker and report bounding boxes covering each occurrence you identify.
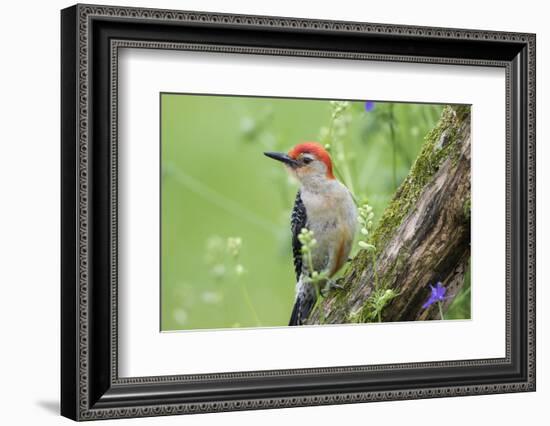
[264,142,357,325]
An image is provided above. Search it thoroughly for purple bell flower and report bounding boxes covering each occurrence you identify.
[422,282,446,309]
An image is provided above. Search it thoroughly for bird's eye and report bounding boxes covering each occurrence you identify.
[302,157,313,164]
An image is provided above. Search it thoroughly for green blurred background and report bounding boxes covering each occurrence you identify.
[160,94,469,331]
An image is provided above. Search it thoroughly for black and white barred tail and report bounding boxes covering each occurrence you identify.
[288,276,316,326]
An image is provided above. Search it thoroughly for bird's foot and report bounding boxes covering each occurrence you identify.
[321,279,345,297]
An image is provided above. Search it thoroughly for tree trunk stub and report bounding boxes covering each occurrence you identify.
[306,106,471,325]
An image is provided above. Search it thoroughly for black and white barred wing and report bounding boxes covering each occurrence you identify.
[290,191,308,281]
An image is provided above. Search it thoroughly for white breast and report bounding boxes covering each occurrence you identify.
[300,180,357,274]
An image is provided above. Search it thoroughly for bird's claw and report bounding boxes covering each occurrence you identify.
[321,280,345,297]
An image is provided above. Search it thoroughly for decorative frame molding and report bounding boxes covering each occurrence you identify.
[61,3,535,421]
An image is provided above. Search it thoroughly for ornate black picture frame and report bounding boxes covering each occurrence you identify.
[61,4,536,421]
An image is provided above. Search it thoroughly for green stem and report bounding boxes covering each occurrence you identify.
[377,311,382,323]
[327,108,356,199]
[332,162,358,205]
[305,249,325,324]
[231,252,261,327]
[389,104,397,190]
[306,251,315,283]
[438,301,445,321]
[240,280,262,326]
[340,156,356,199]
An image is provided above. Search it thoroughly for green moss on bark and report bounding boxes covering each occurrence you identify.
[367,106,464,253]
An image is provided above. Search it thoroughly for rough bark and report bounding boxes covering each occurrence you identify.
[306,105,471,324]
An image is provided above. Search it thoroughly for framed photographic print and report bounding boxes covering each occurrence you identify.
[61,3,536,421]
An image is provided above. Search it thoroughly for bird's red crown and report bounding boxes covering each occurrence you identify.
[288,142,335,179]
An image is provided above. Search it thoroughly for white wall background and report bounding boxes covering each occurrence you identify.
[0,0,546,424]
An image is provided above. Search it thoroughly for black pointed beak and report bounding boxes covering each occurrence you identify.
[264,152,299,168]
